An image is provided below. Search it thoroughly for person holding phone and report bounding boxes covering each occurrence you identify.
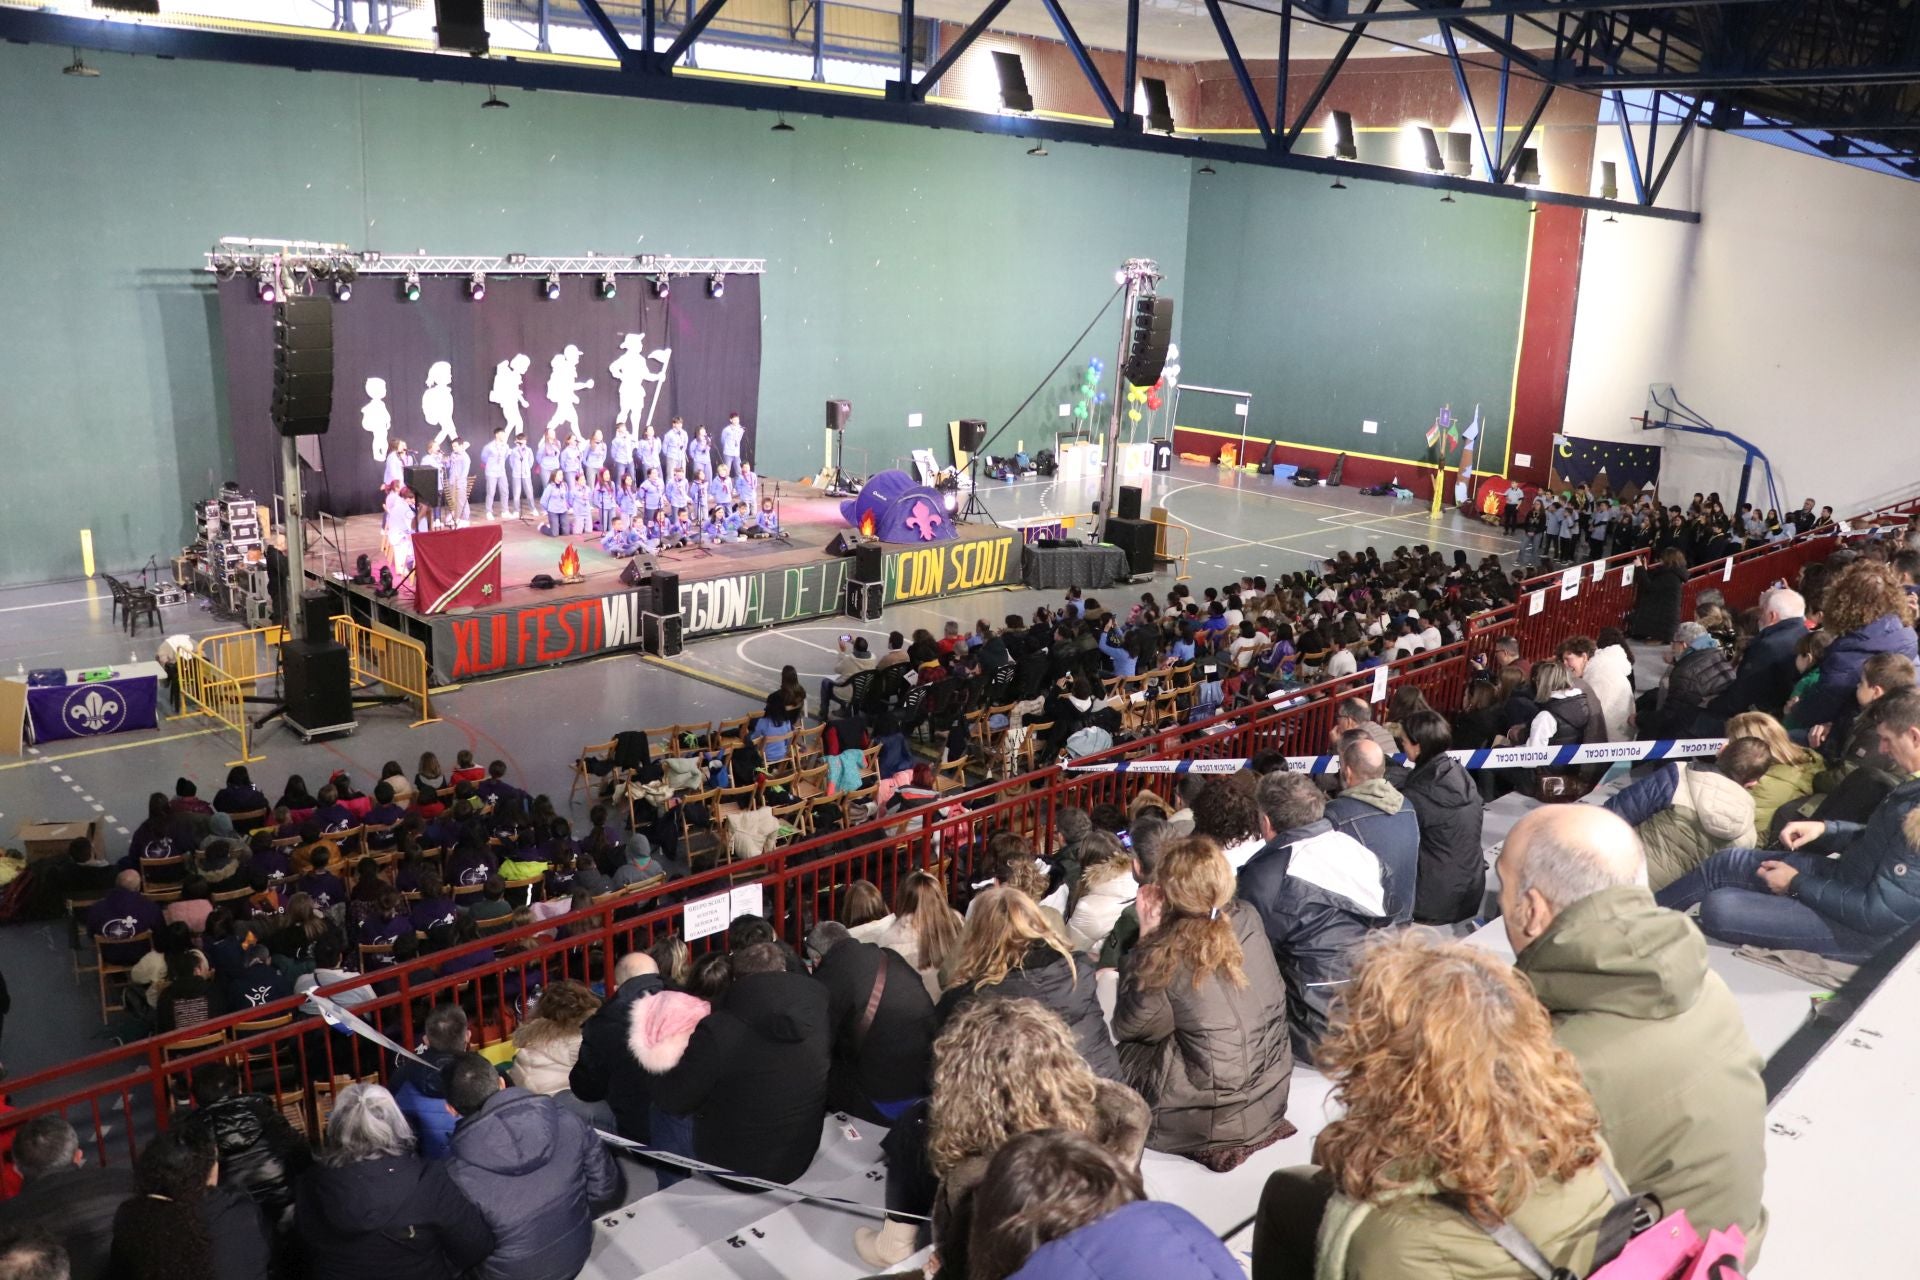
[819,633,876,720]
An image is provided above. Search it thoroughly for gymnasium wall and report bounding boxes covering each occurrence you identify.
[0,42,1190,586]
[1563,128,1920,516]
[1177,159,1533,474]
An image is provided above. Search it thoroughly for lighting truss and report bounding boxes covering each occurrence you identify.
[203,246,767,278]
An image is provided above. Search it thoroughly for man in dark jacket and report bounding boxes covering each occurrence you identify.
[178,1061,311,1218]
[1709,587,1808,720]
[443,1054,622,1280]
[0,1115,134,1280]
[806,922,938,1124]
[1658,690,1920,960]
[652,942,832,1183]
[1237,770,1386,1062]
[226,943,293,1012]
[391,1003,469,1158]
[1322,735,1421,924]
[568,951,665,1142]
[1501,805,1768,1256]
[1398,711,1487,926]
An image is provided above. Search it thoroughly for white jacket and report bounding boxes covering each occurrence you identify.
[1066,870,1138,954]
[508,1031,582,1095]
[1585,644,1636,741]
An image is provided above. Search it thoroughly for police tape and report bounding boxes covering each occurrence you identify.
[1065,737,1730,776]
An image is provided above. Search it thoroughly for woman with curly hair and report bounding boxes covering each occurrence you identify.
[1796,560,1918,749]
[1251,931,1620,1280]
[508,979,603,1094]
[1112,836,1293,1170]
[111,1129,271,1280]
[912,998,1148,1279]
[940,887,1120,1080]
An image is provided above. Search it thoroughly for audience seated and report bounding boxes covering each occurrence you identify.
[1726,711,1824,836]
[506,981,601,1096]
[1657,689,1920,960]
[1397,710,1487,925]
[1711,587,1810,721]
[1063,831,1136,955]
[1500,806,1769,1256]
[648,941,832,1182]
[568,953,665,1143]
[0,1116,133,1280]
[442,1054,622,1280]
[1111,835,1293,1170]
[177,1062,311,1220]
[390,1004,470,1159]
[1321,736,1420,925]
[1556,632,1635,741]
[1604,737,1772,891]
[85,870,161,966]
[846,869,964,1000]
[1237,771,1385,1061]
[1794,561,1918,750]
[807,921,938,1124]
[109,1129,270,1280]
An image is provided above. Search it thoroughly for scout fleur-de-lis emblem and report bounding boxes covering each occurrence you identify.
[67,687,124,733]
[481,583,494,596]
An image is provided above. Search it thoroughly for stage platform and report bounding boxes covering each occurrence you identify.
[305,488,1024,681]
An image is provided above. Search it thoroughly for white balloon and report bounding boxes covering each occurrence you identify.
[1166,343,1180,362]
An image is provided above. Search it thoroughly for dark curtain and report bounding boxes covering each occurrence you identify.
[216,273,762,517]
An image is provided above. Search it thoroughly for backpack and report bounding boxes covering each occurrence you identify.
[1062,726,1113,759]
[1463,1162,1749,1280]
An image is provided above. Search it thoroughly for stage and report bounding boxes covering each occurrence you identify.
[306,488,1023,681]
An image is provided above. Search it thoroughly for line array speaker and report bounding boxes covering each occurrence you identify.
[434,0,489,54]
[282,640,354,731]
[1121,295,1174,388]
[991,51,1034,114]
[273,296,334,437]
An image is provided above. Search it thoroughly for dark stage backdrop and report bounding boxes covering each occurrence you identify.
[217,273,762,517]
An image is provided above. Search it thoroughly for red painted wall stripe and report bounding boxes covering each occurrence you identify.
[1507,205,1586,486]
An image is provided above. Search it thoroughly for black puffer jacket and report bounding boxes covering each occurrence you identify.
[651,970,832,1183]
[1402,753,1487,926]
[177,1093,312,1216]
[1629,563,1687,642]
[568,970,666,1142]
[295,1153,495,1280]
[814,936,938,1121]
[937,940,1123,1081]
[1651,644,1736,738]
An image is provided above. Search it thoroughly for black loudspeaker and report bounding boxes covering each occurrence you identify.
[1105,517,1157,577]
[618,560,645,587]
[1141,76,1174,133]
[282,640,354,732]
[650,571,680,616]
[405,465,440,509]
[825,531,862,557]
[855,545,885,582]
[826,399,852,432]
[272,296,333,437]
[1121,295,1175,387]
[433,0,489,53]
[845,580,884,621]
[300,589,340,645]
[642,612,684,657]
[991,50,1034,113]
[957,419,988,452]
[1116,485,1143,521]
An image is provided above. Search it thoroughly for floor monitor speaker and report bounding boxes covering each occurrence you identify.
[1104,517,1157,577]
[282,640,354,733]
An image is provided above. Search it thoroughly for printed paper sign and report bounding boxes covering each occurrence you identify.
[1514,453,1532,468]
[1591,559,1606,581]
[682,891,732,941]
[1362,420,1379,435]
[907,413,923,428]
[1370,664,1389,704]
[729,882,764,922]
[1234,402,1249,417]
[1529,590,1546,617]
[1622,562,1635,587]
[1723,556,1735,581]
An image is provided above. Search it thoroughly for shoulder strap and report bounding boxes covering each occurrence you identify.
[853,952,888,1047]
[1445,1195,1577,1280]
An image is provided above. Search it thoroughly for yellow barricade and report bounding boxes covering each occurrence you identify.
[174,651,262,766]
[198,626,287,693]
[332,617,438,728]
[1146,508,1192,582]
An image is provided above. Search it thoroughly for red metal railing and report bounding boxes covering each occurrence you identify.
[1,534,1835,1161]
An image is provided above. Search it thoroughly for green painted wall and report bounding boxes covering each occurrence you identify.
[0,43,1188,585]
[1178,162,1531,470]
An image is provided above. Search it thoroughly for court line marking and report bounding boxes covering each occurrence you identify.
[1156,478,1517,563]
[0,596,95,614]
[0,727,225,772]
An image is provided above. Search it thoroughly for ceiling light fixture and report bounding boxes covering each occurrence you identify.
[1330,177,1347,190]
[1198,162,1216,176]
[62,49,99,78]
[708,275,725,299]
[599,272,618,299]
[1027,143,1049,157]
[482,86,508,110]
[468,271,487,301]
[771,114,795,133]
[543,272,561,301]
[652,275,671,299]
[402,271,421,302]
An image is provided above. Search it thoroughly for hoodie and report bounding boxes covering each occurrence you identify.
[1516,886,1768,1256]
[294,1153,495,1280]
[649,970,832,1182]
[445,1087,622,1280]
[1400,753,1486,925]
[1323,777,1421,925]
[1008,1201,1242,1280]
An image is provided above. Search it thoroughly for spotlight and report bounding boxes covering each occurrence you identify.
[771,114,795,133]
[1413,125,1444,173]
[707,275,725,299]
[1442,132,1473,177]
[333,262,356,300]
[468,271,487,301]
[942,491,958,513]
[62,49,99,78]
[1329,110,1357,161]
[376,565,396,598]
[507,252,528,266]
[1599,159,1619,201]
[1513,146,1542,187]
[351,553,374,584]
[651,275,671,299]
[334,278,353,301]
[543,272,561,301]
[599,272,617,299]
[991,50,1034,113]
[1027,143,1049,157]
[482,86,508,110]
[255,272,279,304]
[402,271,421,302]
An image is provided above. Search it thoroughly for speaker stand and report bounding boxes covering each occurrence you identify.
[954,455,999,528]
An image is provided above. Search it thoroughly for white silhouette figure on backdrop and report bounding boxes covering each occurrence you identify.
[361,377,391,461]
[608,335,653,429]
[422,361,458,449]
[545,345,594,438]
[489,353,531,439]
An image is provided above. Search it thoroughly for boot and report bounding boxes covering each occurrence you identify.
[852,1217,920,1270]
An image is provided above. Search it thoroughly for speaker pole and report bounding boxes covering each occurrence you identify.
[1097,259,1161,543]
[280,433,309,635]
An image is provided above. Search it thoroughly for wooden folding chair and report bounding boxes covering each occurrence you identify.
[313,1073,379,1134]
[715,714,754,746]
[231,1013,306,1132]
[569,738,617,806]
[932,756,972,795]
[138,855,188,893]
[1017,722,1054,775]
[66,895,104,980]
[474,913,517,937]
[225,807,271,834]
[97,931,153,1023]
[357,942,396,971]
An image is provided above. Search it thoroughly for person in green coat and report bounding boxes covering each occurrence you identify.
[1500,804,1768,1259]
[1252,931,1619,1280]
[1727,710,1823,838]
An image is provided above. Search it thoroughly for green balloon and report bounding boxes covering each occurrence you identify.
[1073,403,1089,419]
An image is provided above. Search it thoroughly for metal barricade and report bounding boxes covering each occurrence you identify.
[174,651,262,765]
[332,616,438,727]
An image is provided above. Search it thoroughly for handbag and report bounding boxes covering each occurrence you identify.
[1461,1162,1748,1280]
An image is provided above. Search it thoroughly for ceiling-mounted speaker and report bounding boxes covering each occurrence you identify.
[1443,132,1474,177]
[434,0,489,55]
[1600,159,1619,200]
[1514,147,1542,186]
[992,50,1034,114]
[1141,77,1174,134]
[1330,110,1358,161]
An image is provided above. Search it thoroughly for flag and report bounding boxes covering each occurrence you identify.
[1425,421,1441,448]
[1463,403,1482,444]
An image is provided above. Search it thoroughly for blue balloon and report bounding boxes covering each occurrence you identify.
[1090,358,1103,371]
[1095,392,1107,404]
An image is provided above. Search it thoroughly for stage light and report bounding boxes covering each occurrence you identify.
[334,278,353,301]
[1329,111,1357,161]
[402,271,421,302]
[1197,162,1216,176]
[651,275,670,299]
[1027,143,1048,157]
[468,271,486,301]
[482,86,508,110]
[1442,132,1473,177]
[62,49,99,78]
[1513,146,1542,187]
[507,252,528,265]
[707,275,725,299]
[599,272,617,299]
[255,271,279,304]
[992,50,1034,113]
[1413,125,1444,173]
[942,491,958,513]
[543,272,561,301]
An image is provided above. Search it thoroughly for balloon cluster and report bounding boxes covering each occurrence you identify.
[1073,356,1107,421]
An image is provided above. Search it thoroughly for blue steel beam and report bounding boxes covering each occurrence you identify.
[1611,90,1650,203]
[1646,95,1703,204]
[910,0,1012,101]
[1203,0,1274,146]
[897,0,914,90]
[1122,0,1141,132]
[1275,0,1292,134]
[1496,80,1555,181]
[0,7,1701,222]
[1439,22,1499,180]
[575,0,637,69]
[1038,0,1124,125]
[1305,0,1779,22]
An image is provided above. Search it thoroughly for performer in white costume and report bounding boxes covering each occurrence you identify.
[362,377,391,462]
[545,345,594,438]
[489,354,531,439]
[422,361,458,449]
[381,481,416,571]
